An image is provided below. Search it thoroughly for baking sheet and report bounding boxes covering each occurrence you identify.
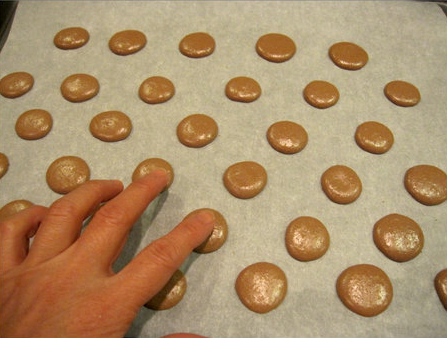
[1,1,446,337]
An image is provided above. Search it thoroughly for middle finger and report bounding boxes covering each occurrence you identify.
[26,180,124,266]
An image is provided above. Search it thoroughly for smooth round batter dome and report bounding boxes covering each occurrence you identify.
[235,262,287,313]
[0,72,34,98]
[54,27,89,49]
[404,165,447,206]
[303,80,339,109]
[60,73,99,102]
[384,80,420,107]
[225,77,261,103]
[285,216,330,261]
[321,165,362,204]
[329,41,368,70]
[223,161,267,199]
[256,33,296,63]
[46,156,90,194]
[355,121,394,154]
[336,264,393,317]
[267,121,308,154]
[373,213,424,262]
[15,109,53,140]
[179,32,215,58]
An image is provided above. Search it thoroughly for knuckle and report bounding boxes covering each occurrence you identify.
[94,204,128,228]
[48,198,79,223]
[0,219,15,237]
[147,237,182,271]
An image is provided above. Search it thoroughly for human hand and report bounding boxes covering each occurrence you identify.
[0,170,214,338]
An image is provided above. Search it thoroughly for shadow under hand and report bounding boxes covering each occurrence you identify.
[113,189,168,273]
[127,238,204,337]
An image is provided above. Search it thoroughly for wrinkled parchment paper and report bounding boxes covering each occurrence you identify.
[1,1,446,337]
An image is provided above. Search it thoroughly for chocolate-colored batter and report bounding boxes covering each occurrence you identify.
[54,27,89,49]
[15,109,53,140]
[373,214,424,262]
[0,152,9,179]
[139,76,175,104]
[179,32,215,58]
[225,77,261,103]
[266,121,308,154]
[176,114,218,148]
[89,111,132,142]
[303,80,339,109]
[321,165,362,204]
[60,74,99,102]
[0,200,33,221]
[329,42,368,70]
[145,270,187,311]
[285,216,330,261]
[404,165,447,206]
[46,156,90,194]
[0,72,34,98]
[185,208,228,253]
[355,121,394,154]
[235,262,287,313]
[336,264,393,317]
[132,158,174,190]
[384,80,420,107]
[223,161,267,199]
[255,33,296,63]
[435,269,447,311]
[109,30,147,55]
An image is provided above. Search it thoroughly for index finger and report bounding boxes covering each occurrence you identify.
[111,210,215,306]
[76,170,168,269]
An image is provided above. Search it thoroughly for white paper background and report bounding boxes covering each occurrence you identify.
[0,1,446,337]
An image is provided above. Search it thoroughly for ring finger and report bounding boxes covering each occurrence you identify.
[0,205,48,274]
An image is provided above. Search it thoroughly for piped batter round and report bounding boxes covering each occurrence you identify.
[336,264,393,317]
[256,33,296,63]
[285,216,330,261]
[46,156,90,194]
[435,269,447,311]
[355,121,394,154]
[0,200,34,221]
[303,80,339,108]
[0,152,9,179]
[185,208,228,253]
[225,77,261,103]
[321,165,362,204]
[179,32,215,58]
[54,27,89,49]
[176,114,218,148]
[15,109,53,140]
[223,161,267,199]
[139,76,175,104]
[235,262,287,313]
[0,72,34,98]
[384,80,420,107]
[266,121,308,154]
[109,30,147,55]
[373,214,424,262]
[132,158,174,190]
[89,111,132,142]
[329,42,368,70]
[404,165,447,206]
[145,270,187,310]
[60,73,99,102]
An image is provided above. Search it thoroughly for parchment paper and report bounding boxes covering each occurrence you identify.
[1,1,446,337]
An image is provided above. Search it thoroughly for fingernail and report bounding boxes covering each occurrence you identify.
[195,211,215,226]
